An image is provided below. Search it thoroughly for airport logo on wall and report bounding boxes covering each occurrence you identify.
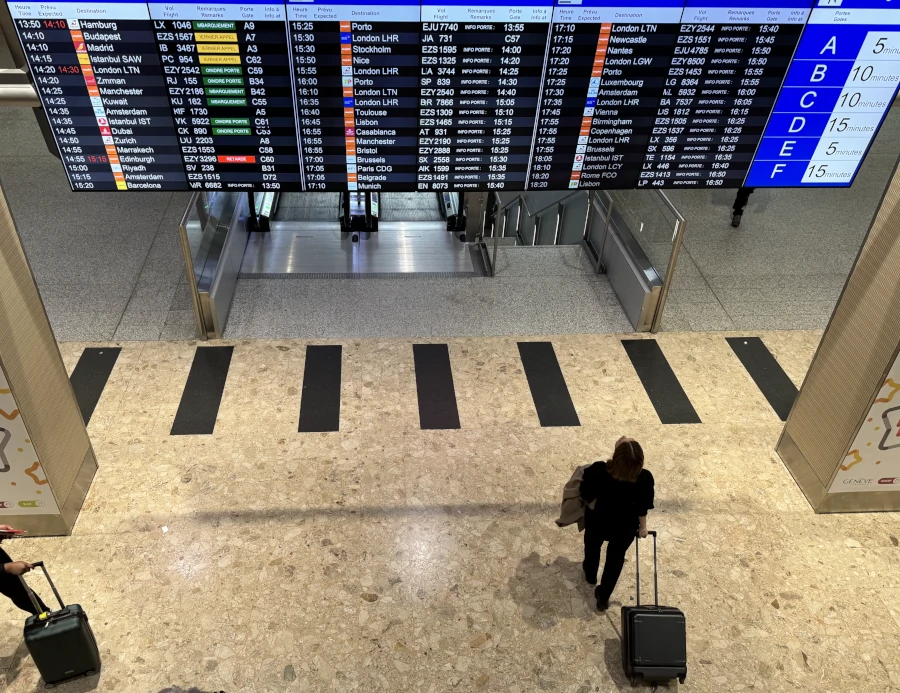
[0,427,9,472]
[878,404,900,450]
[831,358,900,493]
[0,368,59,515]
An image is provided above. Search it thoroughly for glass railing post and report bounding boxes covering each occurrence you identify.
[582,191,593,243]
[491,209,505,276]
[650,192,687,333]
[596,193,614,274]
[553,203,563,245]
[178,191,207,340]
[515,198,523,242]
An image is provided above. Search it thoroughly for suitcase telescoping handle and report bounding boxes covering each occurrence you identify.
[18,561,67,615]
[634,530,658,608]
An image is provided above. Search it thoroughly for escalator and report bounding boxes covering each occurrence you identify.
[261,192,445,224]
[270,192,339,222]
[233,191,475,278]
[179,188,680,339]
[378,192,443,221]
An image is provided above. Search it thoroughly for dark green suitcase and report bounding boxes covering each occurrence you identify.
[20,561,101,688]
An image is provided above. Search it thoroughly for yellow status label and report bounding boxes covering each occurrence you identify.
[197,43,240,54]
[199,55,242,65]
[77,53,91,65]
[193,32,238,42]
[115,181,128,190]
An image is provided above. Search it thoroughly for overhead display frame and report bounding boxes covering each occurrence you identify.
[5,0,900,191]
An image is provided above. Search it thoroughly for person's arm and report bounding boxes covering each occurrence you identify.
[638,515,648,539]
[579,463,599,504]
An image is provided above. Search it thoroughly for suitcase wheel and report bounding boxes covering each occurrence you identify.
[679,675,686,684]
[44,684,54,690]
[86,670,96,677]
[630,677,636,687]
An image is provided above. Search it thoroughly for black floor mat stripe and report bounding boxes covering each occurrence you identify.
[413,344,461,430]
[69,347,121,425]
[518,342,581,427]
[621,340,701,425]
[298,345,343,433]
[727,337,798,421]
[171,347,234,435]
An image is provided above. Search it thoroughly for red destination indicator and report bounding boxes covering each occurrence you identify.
[217,155,255,164]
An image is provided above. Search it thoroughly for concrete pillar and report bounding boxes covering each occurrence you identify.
[0,181,97,534]
[777,155,900,512]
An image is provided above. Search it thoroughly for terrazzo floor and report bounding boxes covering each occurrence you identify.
[2,329,899,693]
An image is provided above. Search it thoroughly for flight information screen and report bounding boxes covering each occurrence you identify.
[5,0,899,191]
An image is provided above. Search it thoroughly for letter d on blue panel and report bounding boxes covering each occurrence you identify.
[763,112,831,136]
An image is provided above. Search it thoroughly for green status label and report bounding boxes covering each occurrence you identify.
[203,77,244,86]
[211,117,250,127]
[205,87,246,96]
[207,98,247,107]
[201,66,242,76]
[193,21,235,30]
[212,128,252,136]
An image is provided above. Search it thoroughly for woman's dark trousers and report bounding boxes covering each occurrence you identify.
[583,526,635,603]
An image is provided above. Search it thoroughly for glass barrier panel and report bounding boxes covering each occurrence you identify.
[181,191,241,291]
[587,193,610,262]
[519,207,536,246]
[558,192,589,245]
[606,190,680,283]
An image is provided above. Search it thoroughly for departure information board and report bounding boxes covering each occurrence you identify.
[6,0,900,191]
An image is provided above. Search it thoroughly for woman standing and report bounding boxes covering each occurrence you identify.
[580,437,654,611]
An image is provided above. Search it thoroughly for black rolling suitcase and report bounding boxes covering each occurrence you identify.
[621,531,687,686]
[19,561,101,688]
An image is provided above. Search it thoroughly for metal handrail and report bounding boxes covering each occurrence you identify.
[496,189,586,220]
[493,189,591,250]
[589,190,615,273]
[486,189,593,271]
[655,191,685,225]
[650,191,687,333]
[582,189,685,333]
[487,187,687,334]
[0,81,40,107]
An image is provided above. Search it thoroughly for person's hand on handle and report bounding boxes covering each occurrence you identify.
[638,515,649,539]
[3,561,34,576]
